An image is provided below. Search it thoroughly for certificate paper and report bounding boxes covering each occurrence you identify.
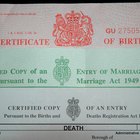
[0,3,140,140]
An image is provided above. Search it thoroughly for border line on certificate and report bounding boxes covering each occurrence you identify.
[0,123,139,125]
[0,130,139,131]
[0,86,140,88]
[0,123,139,132]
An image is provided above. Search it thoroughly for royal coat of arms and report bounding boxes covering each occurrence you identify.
[66,97,81,121]
[52,11,94,46]
[53,56,71,85]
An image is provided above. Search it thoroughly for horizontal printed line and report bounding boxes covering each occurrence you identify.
[0,130,139,132]
[0,130,63,131]
[0,123,140,125]
[84,130,139,131]
[0,86,140,88]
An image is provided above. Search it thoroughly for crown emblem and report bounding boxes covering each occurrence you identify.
[66,97,81,121]
[55,56,69,66]
[65,11,81,24]
[52,11,94,46]
[53,56,71,85]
